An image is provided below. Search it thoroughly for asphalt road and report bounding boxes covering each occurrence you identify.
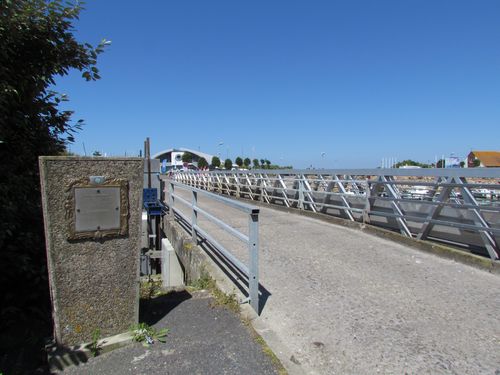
[174,190,500,375]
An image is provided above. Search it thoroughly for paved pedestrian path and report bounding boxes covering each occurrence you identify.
[178,192,500,375]
[62,290,280,375]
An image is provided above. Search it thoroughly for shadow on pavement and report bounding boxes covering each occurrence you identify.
[139,290,192,326]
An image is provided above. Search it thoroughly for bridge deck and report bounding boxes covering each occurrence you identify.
[173,190,500,374]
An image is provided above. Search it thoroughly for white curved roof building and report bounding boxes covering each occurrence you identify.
[152,147,215,170]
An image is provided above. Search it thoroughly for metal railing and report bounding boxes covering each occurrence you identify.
[164,179,260,312]
[171,168,500,260]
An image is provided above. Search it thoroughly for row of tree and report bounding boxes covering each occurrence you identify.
[181,152,278,170]
[210,156,272,170]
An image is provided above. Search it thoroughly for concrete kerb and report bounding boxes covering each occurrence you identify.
[47,331,134,373]
[229,198,500,275]
[162,216,306,375]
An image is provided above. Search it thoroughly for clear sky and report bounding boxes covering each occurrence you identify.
[57,0,500,168]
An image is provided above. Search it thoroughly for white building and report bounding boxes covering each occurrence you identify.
[152,147,215,171]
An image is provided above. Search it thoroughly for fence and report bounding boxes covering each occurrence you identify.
[171,168,500,260]
[164,179,260,312]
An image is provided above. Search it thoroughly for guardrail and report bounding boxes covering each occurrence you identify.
[171,168,500,260]
[164,179,260,312]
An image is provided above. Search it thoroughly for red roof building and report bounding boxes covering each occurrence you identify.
[467,151,500,168]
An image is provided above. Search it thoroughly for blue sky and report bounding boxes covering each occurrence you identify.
[57,0,500,168]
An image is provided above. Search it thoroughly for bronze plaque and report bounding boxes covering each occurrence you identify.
[66,177,129,240]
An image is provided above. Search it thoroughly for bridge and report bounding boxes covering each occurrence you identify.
[159,169,500,374]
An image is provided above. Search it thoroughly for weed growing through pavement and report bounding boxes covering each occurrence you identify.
[140,276,165,299]
[242,319,288,375]
[131,323,168,347]
[189,272,240,313]
[86,328,102,357]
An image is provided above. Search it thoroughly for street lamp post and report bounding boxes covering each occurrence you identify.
[218,141,223,158]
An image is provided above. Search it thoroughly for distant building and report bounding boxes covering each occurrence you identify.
[152,147,215,171]
[398,165,421,169]
[445,156,461,168]
[467,151,500,168]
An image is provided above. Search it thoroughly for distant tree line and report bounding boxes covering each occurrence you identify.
[393,159,470,168]
[393,160,433,168]
[178,151,292,170]
[203,156,292,170]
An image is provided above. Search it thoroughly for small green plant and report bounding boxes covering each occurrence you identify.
[211,288,239,312]
[189,273,214,290]
[131,323,168,347]
[140,276,164,299]
[189,273,240,313]
[87,328,102,357]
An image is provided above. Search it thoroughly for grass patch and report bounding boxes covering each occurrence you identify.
[189,273,240,313]
[188,273,214,291]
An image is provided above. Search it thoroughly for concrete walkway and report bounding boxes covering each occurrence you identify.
[62,290,279,375]
[176,192,500,375]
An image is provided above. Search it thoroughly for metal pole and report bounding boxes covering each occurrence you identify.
[248,212,259,313]
[146,137,152,189]
[168,182,174,218]
[191,190,198,242]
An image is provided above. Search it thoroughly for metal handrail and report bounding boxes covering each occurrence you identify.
[171,169,500,260]
[164,179,260,313]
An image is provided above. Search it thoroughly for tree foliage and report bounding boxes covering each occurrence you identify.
[394,159,432,168]
[0,1,108,369]
[243,157,251,168]
[253,159,260,169]
[197,157,208,169]
[235,156,243,167]
[211,156,221,168]
[181,152,193,163]
[224,158,232,170]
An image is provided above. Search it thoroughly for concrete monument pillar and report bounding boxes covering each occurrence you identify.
[39,157,143,346]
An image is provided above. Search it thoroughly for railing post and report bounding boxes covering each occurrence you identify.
[168,181,174,218]
[248,211,259,313]
[363,180,371,224]
[191,190,198,242]
[298,176,305,210]
[235,175,241,198]
[259,176,264,202]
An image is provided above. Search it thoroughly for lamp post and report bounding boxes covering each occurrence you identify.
[218,141,223,158]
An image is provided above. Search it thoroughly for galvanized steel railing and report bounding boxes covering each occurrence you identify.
[164,179,260,312]
[171,168,500,260]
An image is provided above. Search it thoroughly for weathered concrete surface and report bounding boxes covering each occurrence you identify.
[39,157,143,346]
[62,291,279,375]
[172,190,500,375]
[162,215,206,285]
